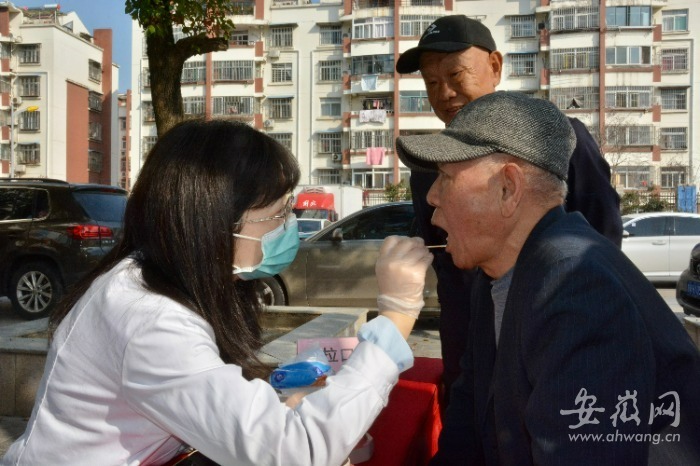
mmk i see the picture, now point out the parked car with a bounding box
[621,212,700,283]
[256,202,439,311]
[676,243,700,317]
[297,218,331,240]
[0,178,128,319]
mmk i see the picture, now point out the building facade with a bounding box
[0,3,119,184]
[130,0,697,194]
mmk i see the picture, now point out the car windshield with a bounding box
[73,191,127,223]
[298,219,323,233]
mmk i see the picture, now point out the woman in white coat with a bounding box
[1,120,432,466]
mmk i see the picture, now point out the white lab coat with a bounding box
[1,258,406,466]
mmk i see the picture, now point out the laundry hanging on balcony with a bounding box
[359,109,387,123]
[365,147,385,166]
[361,74,378,91]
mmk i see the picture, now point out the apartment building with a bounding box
[130,0,697,193]
[117,91,131,189]
[0,3,119,184]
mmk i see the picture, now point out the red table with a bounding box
[356,357,444,466]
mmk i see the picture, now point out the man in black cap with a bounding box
[397,90,700,465]
[395,15,622,405]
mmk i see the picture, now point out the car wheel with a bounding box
[255,277,287,307]
[9,261,64,320]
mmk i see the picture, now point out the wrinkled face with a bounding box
[420,47,502,124]
[426,156,507,273]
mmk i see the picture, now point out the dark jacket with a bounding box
[431,207,700,465]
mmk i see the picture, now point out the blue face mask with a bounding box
[233,215,300,280]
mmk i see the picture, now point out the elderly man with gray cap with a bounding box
[397,91,700,465]
[395,15,622,405]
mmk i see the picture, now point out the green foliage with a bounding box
[125,0,237,39]
[384,180,411,202]
[620,187,668,214]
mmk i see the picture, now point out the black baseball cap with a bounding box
[395,15,497,74]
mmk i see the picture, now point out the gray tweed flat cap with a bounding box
[396,91,576,180]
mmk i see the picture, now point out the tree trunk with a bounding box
[145,31,229,137]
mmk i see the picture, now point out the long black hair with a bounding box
[50,119,300,372]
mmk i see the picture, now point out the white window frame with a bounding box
[318,132,342,154]
[661,49,688,72]
[319,60,342,81]
[613,166,650,189]
[319,25,342,45]
[89,59,101,83]
[19,111,40,131]
[183,96,205,116]
[509,53,536,76]
[17,143,40,165]
[662,9,688,32]
[659,127,687,150]
[181,61,206,83]
[660,88,687,110]
[660,167,687,188]
[400,15,441,37]
[269,98,293,119]
[353,17,394,40]
[18,76,40,97]
[604,86,652,109]
[510,15,536,38]
[605,46,651,65]
[213,60,254,81]
[399,91,431,113]
[550,47,599,70]
[605,126,653,146]
[268,133,292,151]
[320,97,341,117]
[143,136,158,156]
[272,63,293,83]
[212,96,255,116]
[270,26,294,48]
[18,44,40,64]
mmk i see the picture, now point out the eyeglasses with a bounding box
[234,196,295,225]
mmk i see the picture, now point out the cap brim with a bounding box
[396,132,497,172]
[396,42,473,74]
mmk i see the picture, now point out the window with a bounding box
[662,9,688,32]
[661,167,687,189]
[19,111,39,131]
[353,17,394,40]
[623,216,665,236]
[551,7,599,31]
[319,60,342,81]
[89,60,101,83]
[509,53,536,76]
[172,25,187,43]
[16,143,40,165]
[269,97,293,119]
[510,15,536,38]
[605,126,653,146]
[142,101,155,122]
[212,96,254,116]
[550,47,599,70]
[18,44,40,64]
[89,121,102,141]
[229,30,250,46]
[362,97,392,112]
[659,128,687,150]
[181,61,206,83]
[183,97,205,116]
[213,60,254,81]
[143,136,158,155]
[319,25,342,45]
[660,88,687,110]
[605,46,651,65]
[604,86,652,109]
[661,49,688,72]
[318,132,341,153]
[613,166,650,189]
[142,68,151,88]
[351,54,394,75]
[352,129,393,149]
[0,43,10,59]
[315,169,341,185]
[320,98,341,117]
[400,15,441,37]
[18,76,40,97]
[606,6,651,27]
[268,133,292,151]
[325,204,414,240]
[399,91,431,112]
[0,144,9,161]
[88,150,103,173]
[88,91,102,112]
[272,63,293,83]
[270,26,294,48]
[351,169,395,190]
[673,216,700,236]
[550,87,599,110]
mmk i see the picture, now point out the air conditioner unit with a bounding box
[331,153,342,162]
[12,96,22,106]
[264,119,274,128]
[14,164,26,173]
[268,49,280,59]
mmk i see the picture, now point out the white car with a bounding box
[621,212,700,283]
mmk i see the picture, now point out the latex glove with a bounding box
[375,235,433,319]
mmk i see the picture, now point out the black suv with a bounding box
[0,178,128,319]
